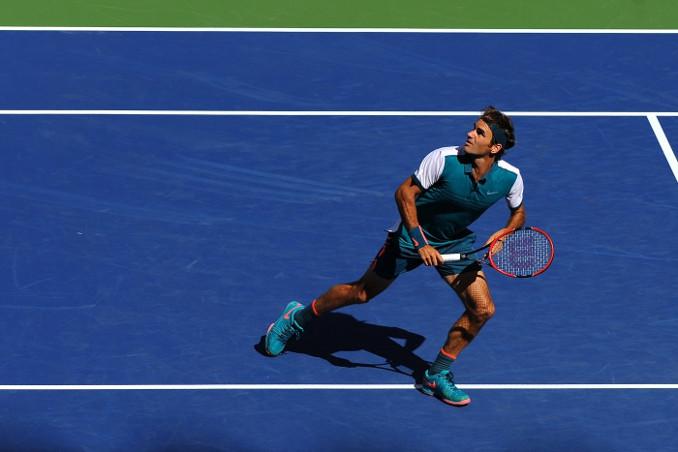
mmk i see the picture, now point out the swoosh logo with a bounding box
[283,306,301,320]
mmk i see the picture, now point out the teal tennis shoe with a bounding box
[265,301,305,356]
[418,370,471,406]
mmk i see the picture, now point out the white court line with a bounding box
[1,110,678,117]
[2,109,676,182]
[1,384,678,391]
[1,27,678,34]
[648,115,678,183]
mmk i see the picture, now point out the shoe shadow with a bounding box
[255,312,430,382]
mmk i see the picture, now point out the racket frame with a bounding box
[441,226,555,278]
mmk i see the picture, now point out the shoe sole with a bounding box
[417,384,471,407]
[441,397,471,407]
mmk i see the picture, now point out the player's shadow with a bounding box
[255,312,430,382]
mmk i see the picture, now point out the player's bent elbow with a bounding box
[394,186,407,206]
[394,181,417,206]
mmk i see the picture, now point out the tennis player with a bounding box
[265,106,525,407]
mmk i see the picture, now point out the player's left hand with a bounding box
[483,227,514,250]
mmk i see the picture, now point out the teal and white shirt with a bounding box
[396,146,524,248]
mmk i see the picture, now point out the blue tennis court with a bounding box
[1,30,678,451]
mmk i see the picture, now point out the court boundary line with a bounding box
[648,115,678,182]
[1,384,678,391]
[1,27,678,34]
[1,110,678,117]
[2,109,675,182]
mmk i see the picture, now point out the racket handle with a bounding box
[441,253,462,262]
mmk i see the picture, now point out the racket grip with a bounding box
[441,253,462,262]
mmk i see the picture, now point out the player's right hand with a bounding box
[418,245,443,267]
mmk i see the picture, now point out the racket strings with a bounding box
[491,229,553,276]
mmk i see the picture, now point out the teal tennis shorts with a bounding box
[371,230,481,279]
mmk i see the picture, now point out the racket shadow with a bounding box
[255,312,430,382]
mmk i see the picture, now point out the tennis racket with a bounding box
[441,227,554,278]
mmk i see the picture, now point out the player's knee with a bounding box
[355,286,372,304]
[351,273,387,304]
[349,281,373,304]
[473,303,496,323]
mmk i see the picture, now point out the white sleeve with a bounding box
[413,148,446,190]
[506,171,524,209]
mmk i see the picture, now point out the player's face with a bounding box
[463,119,501,156]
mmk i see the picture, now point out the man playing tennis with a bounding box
[265,106,525,407]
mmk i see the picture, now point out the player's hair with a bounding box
[480,106,516,158]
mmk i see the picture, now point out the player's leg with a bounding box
[310,267,396,315]
[442,269,495,358]
[264,267,395,356]
[419,268,494,406]
[265,234,406,356]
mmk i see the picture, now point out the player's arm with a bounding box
[506,203,526,229]
[484,203,526,246]
[394,176,422,231]
[395,176,443,267]
[484,167,526,246]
